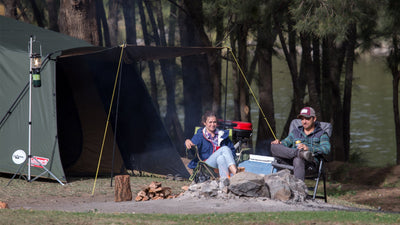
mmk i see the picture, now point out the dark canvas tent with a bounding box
[0,16,217,182]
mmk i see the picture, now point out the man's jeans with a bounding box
[205,146,235,178]
[271,144,305,180]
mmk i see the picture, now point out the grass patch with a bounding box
[0,209,399,225]
[1,164,400,223]
[327,184,358,197]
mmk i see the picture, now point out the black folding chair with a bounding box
[271,119,331,202]
[187,145,219,183]
[190,126,250,164]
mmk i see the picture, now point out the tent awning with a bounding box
[59,45,224,61]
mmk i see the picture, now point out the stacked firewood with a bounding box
[0,201,8,209]
[135,181,178,201]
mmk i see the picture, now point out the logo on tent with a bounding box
[11,150,27,165]
[30,156,49,168]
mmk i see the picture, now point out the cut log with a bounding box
[114,175,132,202]
[135,195,143,201]
[135,182,179,201]
[0,201,8,209]
[137,190,147,197]
[149,181,161,189]
[161,187,172,197]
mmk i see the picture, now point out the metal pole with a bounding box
[28,36,33,181]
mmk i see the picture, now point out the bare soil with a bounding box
[1,160,399,214]
[325,162,400,212]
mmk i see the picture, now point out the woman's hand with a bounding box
[185,139,195,149]
[271,139,281,145]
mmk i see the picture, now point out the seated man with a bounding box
[271,107,331,180]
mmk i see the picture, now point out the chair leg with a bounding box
[312,175,320,200]
[312,160,324,201]
[322,171,327,203]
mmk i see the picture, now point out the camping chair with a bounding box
[190,126,249,164]
[187,145,219,182]
[186,127,225,182]
[271,119,332,202]
[187,126,249,182]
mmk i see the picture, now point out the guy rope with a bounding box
[225,47,277,140]
[92,44,126,195]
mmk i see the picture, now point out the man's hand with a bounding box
[271,139,281,145]
[297,143,309,151]
[185,139,195,149]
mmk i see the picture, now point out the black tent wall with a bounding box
[56,47,191,178]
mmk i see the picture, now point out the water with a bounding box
[350,57,396,167]
[268,56,396,167]
[149,55,396,167]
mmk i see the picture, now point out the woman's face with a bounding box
[203,116,217,133]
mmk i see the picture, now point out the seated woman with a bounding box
[185,111,238,178]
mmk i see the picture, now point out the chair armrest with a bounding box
[186,146,197,160]
[187,145,201,161]
[271,161,294,170]
[312,153,329,162]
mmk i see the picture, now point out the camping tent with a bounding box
[0,16,218,182]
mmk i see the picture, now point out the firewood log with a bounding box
[114,175,132,202]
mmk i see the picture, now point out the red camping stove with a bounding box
[218,120,252,144]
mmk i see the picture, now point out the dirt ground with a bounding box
[1,161,400,214]
[10,194,369,214]
[325,162,400,212]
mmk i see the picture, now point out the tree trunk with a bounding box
[179,0,210,139]
[208,50,222,116]
[180,0,213,113]
[46,0,59,31]
[230,35,240,121]
[300,33,321,117]
[58,0,100,46]
[324,37,346,161]
[28,0,44,27]
[3,0,18,19]
[146,0,185,156]
[237,24,250,122]
[138,0,159,113]
[108,0,120,46]
[165,3,185,155]
[96,0,111,47]
[388,35,400,165]
[277,18,305,138]
[343,23,356,162]
[321,38,332,122]
[168,3,177,47]
[394,71,400,165]
[114,175,132,202]
[211,7,224,117]
[167,2,186,136]
[312,36,321,96]
[121,0,137,45]
[255,15,276,156]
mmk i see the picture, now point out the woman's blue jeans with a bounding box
[205,146,235,178]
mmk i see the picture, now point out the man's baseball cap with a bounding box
[298,107,316,118]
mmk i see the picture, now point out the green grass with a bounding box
[326,184,358,198]
[1,171,399,224]
[0,209,399,225]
